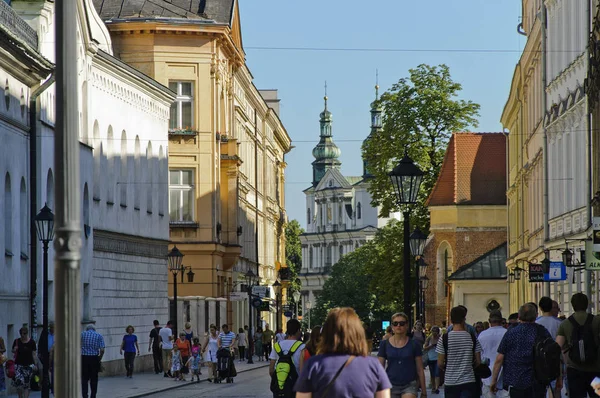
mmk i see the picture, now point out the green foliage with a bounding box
[284,219,304,293]
[362,64,480,226]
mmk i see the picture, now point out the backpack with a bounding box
[532,324,562,385]
[270,340,303,397]
[568,314,598,365]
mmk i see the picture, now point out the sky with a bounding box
[238,0,525,230]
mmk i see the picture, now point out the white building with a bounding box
[299,88,399,312]
[0,0,176,375]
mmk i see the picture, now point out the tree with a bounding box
[284,219,304,293]
[362,64,480,227]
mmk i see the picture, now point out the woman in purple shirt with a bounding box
[294,307,391,398]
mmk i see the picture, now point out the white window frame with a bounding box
[169,169,194,223]
[169,81,194,131]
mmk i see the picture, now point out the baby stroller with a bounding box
[216,348,236,383]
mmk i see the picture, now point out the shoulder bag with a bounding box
[319,355,356,398]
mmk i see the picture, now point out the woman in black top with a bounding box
[12,327,39,398]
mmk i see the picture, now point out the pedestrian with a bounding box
[299,326,321,372]
[202,324,219,382]
[175,331,191,381]
[477,310,507,398]
[556,293,600,398]
[0,334,6,393]
[170,345,183,381]
[378,312,427,398]
[159,320,174,378]
[185,351,202,382]
[437,306,482,398]
[275,328,286,343]
[536,297,561,339]
[441,321,447,335]
[218,324,237,351]
[490,303,559,398]
[412,321,426,346]
[183,322,194,342]
[81,324,105,398]
[237,328,247,363]
[191,337,201,357]
[446,305,477,336]
[551,300,560,318]
[148,320,163,374]
[424,326,441,394]
[501,318,508,329]
[475,322,484,337]
[482,321,490,331]
[294,308,391,398]
[120,325,139,378]
[263,324,274,362]
[269,319,305,398]
[507,313,518,328]
[11,327,39,398]
[255,327,264,361]
[382,325,393,341]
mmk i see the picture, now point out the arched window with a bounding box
[134,135,141,209]
[146,142,153,213]
[4,172,12,255]
[81,81,88,144]
[357,202,362,219]
[20,178,27,255]
[83,183,90,238]
[158,146,165,215]
[307,208,311,225]
[46,169,54,209]
[106,126,114,203]
[92,120,101,200]
[436,242,453,301]
[120,130,127,206]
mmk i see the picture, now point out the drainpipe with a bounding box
[29,73,55,336]
[586,0,593,308]
[540,2,551,297]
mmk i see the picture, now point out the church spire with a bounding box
[363,73,382,178]
[312,83,341,186]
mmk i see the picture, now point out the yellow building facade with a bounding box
[97,1,291,330]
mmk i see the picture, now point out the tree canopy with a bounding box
[284,219,304,293]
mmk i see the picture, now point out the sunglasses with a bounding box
[392,321,408,327]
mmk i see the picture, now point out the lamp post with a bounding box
[389,153,424,323]
[410,227,427,323]
[34,204,54,398]
[167,246,185,336]
[245,269,256,364]
[292,291,301,319]
[273,280,282,332]
[419,275,429,324]
[306,300,312,329]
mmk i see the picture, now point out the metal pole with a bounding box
[308,308,311,330]
[54,0,82,393]
[247,288,253,364]
[415,259,420,324]
[403,211,411,322]
[173,272,178,336]
[42,241,50,398]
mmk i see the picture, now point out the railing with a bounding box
[0,1,38,50]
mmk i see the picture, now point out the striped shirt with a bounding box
[218,331,236,348]
[81,330,105,356]
[436,330,481,386]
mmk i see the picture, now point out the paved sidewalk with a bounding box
[4,358,270,398]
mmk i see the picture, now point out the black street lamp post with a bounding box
[410,228,428,323]
[167,246,192,337]
[245,269,256,364]
[389,154,424,323]
[34,204,55,398]
[273,280,282,332]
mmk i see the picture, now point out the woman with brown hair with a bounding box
[378,313,427,398]
[11,327,39,398]
[295,307,391,398]
[299,326,321,372]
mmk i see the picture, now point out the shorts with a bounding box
[391,380,418,397]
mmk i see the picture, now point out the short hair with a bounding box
[489,310,503,322]
[167,320,173,326]
[526,301,538,313]
[391,312,409,323]
[450,306,467,324]
[458,305,468,315]
[222,324,229,329]
[19,327,29,334]
[126,325,135,333]
[153,320,160,326]
[571,293,589,312]
[508,313,518,321]
[184,322,192,329]
[539,297,553,313]
[317,307,368,356]
[431,326,440,334]
[85,324,96,331]
[518,303,537,322]
[286,319,301,336]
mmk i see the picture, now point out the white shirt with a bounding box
[275,332,286,343]
[536,315,562,339]
[159,327,173,349]
[477,326,506,387]
[269,339,305,373]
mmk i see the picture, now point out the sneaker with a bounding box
[163,373,169,378]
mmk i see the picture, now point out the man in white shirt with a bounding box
[478,310,508,398]
[536,297,561,339]
[159,320,174,377]
[269,319,305,377]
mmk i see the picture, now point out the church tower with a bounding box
[363,81,382,178]
[312,89,342,186]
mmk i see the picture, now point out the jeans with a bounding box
[238,346,246,360]
[124,352,136,377]
[445,382,479,398]
[428,359,439,380]
[162,349,172,374]
[81,355,100,398]
[264,342,272,361]
[506,384,545,398]
[152,348,163,373]
[566,367,600,398]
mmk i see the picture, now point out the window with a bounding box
[357,202,362,219]
[169,170,194,222]
[169,82,194,130]
[444,249,450,297]
[307,208,311,225]
[5,172,12,256]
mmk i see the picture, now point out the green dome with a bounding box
[312,138,341,160]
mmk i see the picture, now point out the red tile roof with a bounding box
[426,132,507,206]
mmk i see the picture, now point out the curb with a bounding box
[126,363,270,398]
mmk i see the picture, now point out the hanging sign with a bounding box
[586,240,600,271]
[594,217,600,251]
[528,263,545,282]
[543,262,567,281]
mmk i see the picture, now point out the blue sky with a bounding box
[238,0,525,229]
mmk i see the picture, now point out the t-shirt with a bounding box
[218,331,236,348]
[13,338,37,366]
[237,332,247,347]
[294,354,391,396]
[377,338,422,386]
[424,336,439,362]
[122,334,137,353]
[536,315,562,339]
[159,327,173,350]
[269,339,305,373]
[436,330,482,386]
[176,338,191,357]
[557,311,600,372]
[477,326,506,387]
[149,327,161,350]
[263,330,274,344]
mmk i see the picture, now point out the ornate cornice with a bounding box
[93,229,169,259]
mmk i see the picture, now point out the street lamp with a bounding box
[273,280,282,332]
[292,291,301,319]
[562,248,574,267]
[513,265,524,281]
[244,269,256,364]
[306,300,312,329]
[508,272,515,284]
[34,204,54,398]
[167,246,186,336]
[410,228,428,323]
[389,153,424,323]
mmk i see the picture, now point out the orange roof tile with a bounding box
[426,132,507,206]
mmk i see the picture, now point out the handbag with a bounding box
[319,355,355,398]
[5,359,15,378]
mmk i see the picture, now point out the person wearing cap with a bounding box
[477,310,507,398]
[81,324,105,398]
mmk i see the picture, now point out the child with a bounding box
[170,345,183,381]
[186,352,202,382]
[191,337,201,358]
